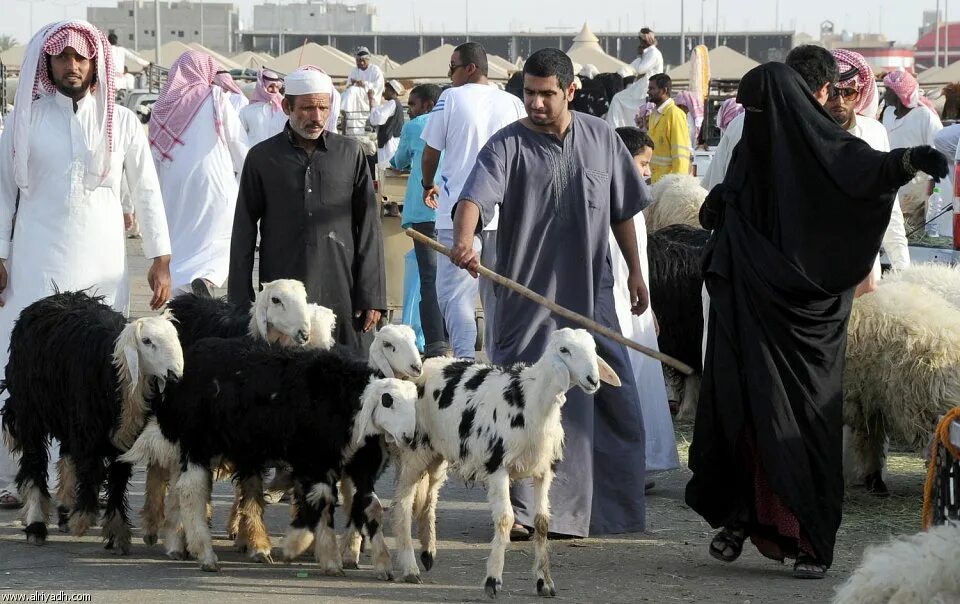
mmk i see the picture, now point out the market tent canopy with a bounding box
[188,43,241,70]
[488,53,519,74]
[232,50,273,70]
[390,44,510,80]
[918,63,960,85]
[266,42,355,77]
[141,41,193,68]
[565,23,627,73]
[666,45,759,81]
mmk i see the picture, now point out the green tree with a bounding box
[0,35,18,53]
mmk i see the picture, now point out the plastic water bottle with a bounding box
[926,187,945,238]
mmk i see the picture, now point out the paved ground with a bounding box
[0,242,930,602]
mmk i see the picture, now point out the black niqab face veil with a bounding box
[725,62,908,294]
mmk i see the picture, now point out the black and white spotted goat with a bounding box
[392,328,621,598]
[122,336,419,577]
[0,291,183,553]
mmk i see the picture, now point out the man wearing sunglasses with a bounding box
[419,42,526,358]
[826,49,910,296]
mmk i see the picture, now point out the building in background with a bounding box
[88,1,240,54]
[916,23,960,71]
[254,1,376,34]
[819,21,915,75]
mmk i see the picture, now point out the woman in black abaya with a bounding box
[686,61,947,578]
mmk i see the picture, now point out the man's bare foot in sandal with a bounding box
[709,526,745,562]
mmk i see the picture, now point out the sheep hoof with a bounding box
[143,534,158,546]
[167,549,188,561]
[376,568,394,582]
[342,560,359,570]
[25,523,47,546]
[484,576,502,599]
[323,567,345,578]
[864,472,890,497]
[537,578,557,597]
[104,538,115,550]
[200,560,220,572]
[402,573,423,584]
[252,552,273,565]
[420,551,435,571]
[57,506,70,532]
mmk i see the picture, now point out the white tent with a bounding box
[232,51,272,71]
[488,54,519,75]
[141,41,194,69]
[918,64,960,85]
[266,42,355,77]
[390,44,510,81]
[188,43,241,70]
[566,23,626,74]
[666,46,758,81]
[0,45,27,71]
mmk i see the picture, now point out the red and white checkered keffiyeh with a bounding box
[149,50,221,162]
[249,69,283,111]
[12,20,115,193]
[213,70,243,95]
[831,49,879,118]
[717,97,744,133]
[884,70,936,112]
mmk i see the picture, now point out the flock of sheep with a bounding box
[1,178,959,600]
[0,278,617,598]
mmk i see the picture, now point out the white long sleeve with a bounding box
[368,100,397,126]
[0,122,18,259]
[219,91,250,175]
[882,198,910,270]
[119,107,171,259]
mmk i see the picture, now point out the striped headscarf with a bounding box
[717,97,744,133]
[883,71,935,112]
[12,20,115,193]
[831,49,879,118]
[149,50,222,162]
[249,69,283,110]
[213,70,243,95]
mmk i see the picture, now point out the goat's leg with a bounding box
[532,469,556,597]
[226,482,243,543]
[15,431,52,545]
[282,479,322,561]
[416,459,448,572]
[69,452,105,538]
[237,472,272,563]
[854,426,889,497]
[177,462,219,572]
[678,374,701,420]
[362,492,393,581]
[161,463,188,560]
[338,474,362,569]
[392,454,431,583]
[101,458,133,555]
[483,469,514,599]
[141,462,169,546]
[307,480,343,576]
[55,454,77,534]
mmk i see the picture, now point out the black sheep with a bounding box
[0,291,182,552]
[129,337,417,576]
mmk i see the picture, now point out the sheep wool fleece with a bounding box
[459,112,652,536]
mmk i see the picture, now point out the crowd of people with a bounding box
[0,17,951,585]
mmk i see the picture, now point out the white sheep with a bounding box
[881,263,960,308]
[391,328,621,598]
[644,174,708,233]
[844,280,960,494]
[832,523,960,604]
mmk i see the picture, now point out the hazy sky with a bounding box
[0,0,934,49]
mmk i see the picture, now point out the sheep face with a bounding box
[116,315,185,391]
[545,328,621,395]
[252,280,312,347]
[304,304,337,351]
[355,378,418,445]
[369,324,423,379]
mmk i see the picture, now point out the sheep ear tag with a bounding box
[597,357,621,387]
[124,345,139,390]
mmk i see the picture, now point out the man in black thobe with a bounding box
[686,49,948,579]
[228,67,385,353]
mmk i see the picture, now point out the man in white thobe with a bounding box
[341,47,385,137]
[215,70,249,115]
[607,28,664,128]
[239,69,287,147]
[368,79,405,169]
[0,21,172,508]
[150,50,248,297]
[883,71,946,237]
[610,127,679,481]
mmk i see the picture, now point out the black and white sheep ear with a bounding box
[123,321,142,391]
[381,392,394,408]
[369,340,395,378]
[597,356,621,387]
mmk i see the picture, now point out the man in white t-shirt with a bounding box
[421,42,526,358]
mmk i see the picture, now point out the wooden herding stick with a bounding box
[405,228,695,376]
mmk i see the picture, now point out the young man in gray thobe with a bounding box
[451,48,651,537]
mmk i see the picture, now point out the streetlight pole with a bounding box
[680,0,685,64]
[133,0,139,51]
[936,0,942,70]
[700,0,705,45]
[155,0,161,67]
[946,0,950,68]
[715,0,720,47]
[199,0,204,47]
